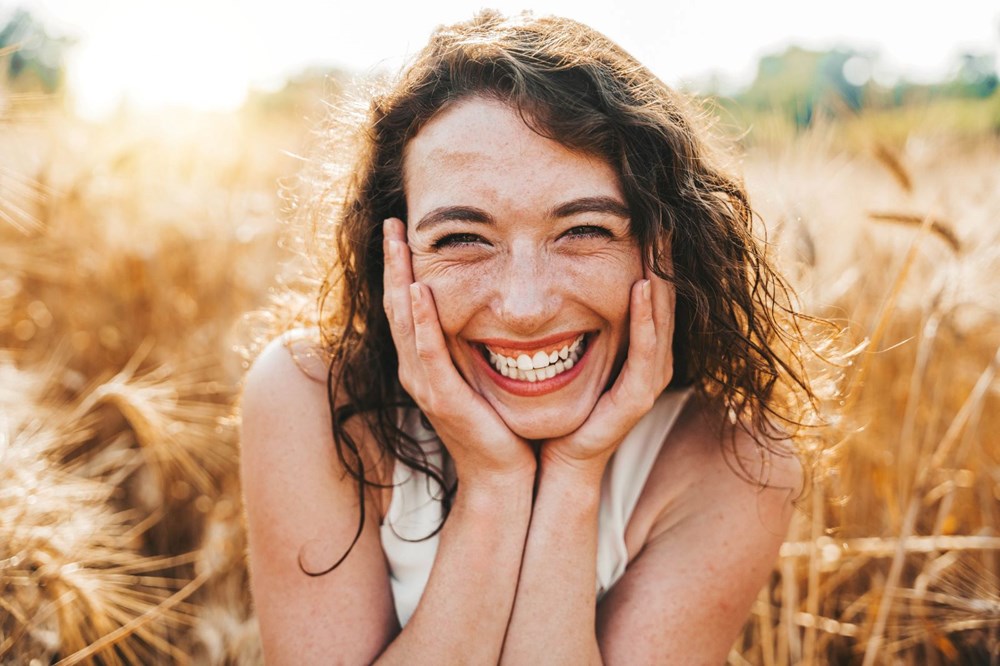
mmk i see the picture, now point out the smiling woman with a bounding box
[239,10,824,664]
[403,98,643,438]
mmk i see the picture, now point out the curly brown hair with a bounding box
[297,10,823,573]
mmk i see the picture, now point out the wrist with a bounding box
[538,443,615,484]
[458,463,537,507]
[537,448,607,501]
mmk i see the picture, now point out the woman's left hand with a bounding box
[541,266,675,474]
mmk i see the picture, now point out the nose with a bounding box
[491,240,560,333]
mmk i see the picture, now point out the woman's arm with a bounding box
[243,218,541,664]
[499,455,607,664]
[241,336,535,665]
[499,266,797,662]
[499,270,672,664]
[241,337,397,663]
[499,407,801,665]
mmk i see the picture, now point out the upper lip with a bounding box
[470,331,588,350]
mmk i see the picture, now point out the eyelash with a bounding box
[562,225,613,239]
[430,225,613,249]
[431,233,486,249]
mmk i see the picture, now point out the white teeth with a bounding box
[486,335,586,382]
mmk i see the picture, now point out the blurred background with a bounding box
[1,1,998,663]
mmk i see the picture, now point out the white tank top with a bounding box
[380,389,692,627]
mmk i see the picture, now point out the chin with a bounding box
[494,404,591,441]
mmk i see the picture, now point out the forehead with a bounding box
[402,97,622,214]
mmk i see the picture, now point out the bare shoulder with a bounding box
[626,393,801,557]
[240,329,391,504]
[239,330,339,480]
[599,394,802,661]
[679,394,803,494]
[239,331,398,662]
[241,328,329,399]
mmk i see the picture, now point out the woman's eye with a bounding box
[562,225,613,239]
[431,232,489,249]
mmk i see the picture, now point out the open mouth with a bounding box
[480,333,588,383]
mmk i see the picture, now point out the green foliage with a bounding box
[738,47,863,126]
[0,7,71,93]
[722,44,999,132]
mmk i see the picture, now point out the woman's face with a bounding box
[402,97,644,440]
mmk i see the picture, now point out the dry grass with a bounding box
[0,103,297,663]
[734,124,1000,664]
[1,91,998,663]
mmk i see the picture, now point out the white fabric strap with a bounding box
[596,389,692,597]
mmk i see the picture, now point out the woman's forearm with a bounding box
[376,469,535,664]
[500,456,607,665]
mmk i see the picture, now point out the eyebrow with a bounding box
[415,206,494,232]
[414,196,630,232]
[550,196,630,220]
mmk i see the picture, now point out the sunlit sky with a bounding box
[14,0,1000,118]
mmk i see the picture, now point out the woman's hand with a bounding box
[541,267,676,475]
[382,218,536,485]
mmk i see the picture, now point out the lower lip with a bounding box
[472,338,591,397]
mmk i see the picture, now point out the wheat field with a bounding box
[1,87,998,663]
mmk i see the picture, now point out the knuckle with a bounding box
[414,344,437,364]
[409,304,427,328]
[397,372,413,394]
[393,312,412,336]
[639,394,656,414]
[626,384,655,414]
[422,393,446,418]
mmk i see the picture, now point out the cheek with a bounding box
[411,254,490,336]
[556,251,641,326]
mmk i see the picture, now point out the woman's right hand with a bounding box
[382,218,536,486]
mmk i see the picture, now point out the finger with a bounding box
[382,218,407,320]
[382,233,394,321]
[386,218,417,325]
[383,216,407,244]
[581,279,657,446]
[386,239,416,346]
[613,278,657,410]
[382,219,421,385]
[408,282,482,418]
[646,264,676,388]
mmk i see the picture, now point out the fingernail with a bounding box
[641,280,651,300]
[384,218,400,242]
[409,283,422,304]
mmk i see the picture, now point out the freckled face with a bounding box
[402,97,643,440]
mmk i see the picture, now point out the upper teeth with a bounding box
[486,334,584,382]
